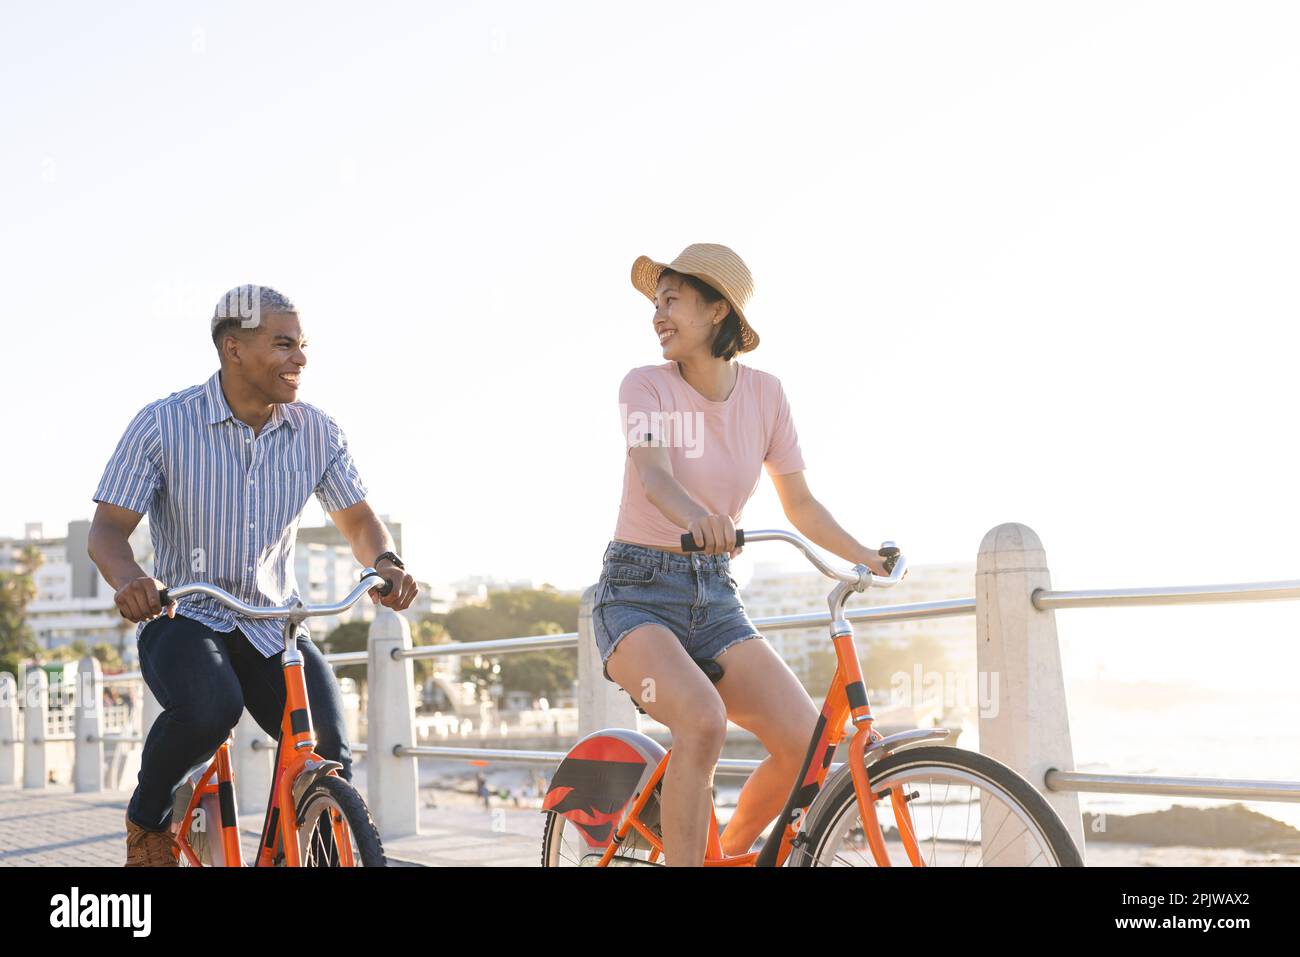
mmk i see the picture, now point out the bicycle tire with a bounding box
[294,775,387,867]
[792,746,1083,867]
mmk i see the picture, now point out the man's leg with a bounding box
[232,630,353,782]
[128,616,246,830]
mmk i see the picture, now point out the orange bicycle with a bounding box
[542,530,1082,867]
[156,571,389,867]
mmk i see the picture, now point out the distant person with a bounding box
[593,244,899,866]
[88,284,418,866]
[476,772,490,809]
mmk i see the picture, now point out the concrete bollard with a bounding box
[23,667,48,790]
[0,673,17,786]
[975,523,1086,863]
[74,656,104,793]
[233,709,274,814]
[577,585,639,738]
[367,609,419,840]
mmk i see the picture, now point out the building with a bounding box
[291,518,457,633]
[11,521,153,664]
[739,559,977,687]
[8,516,443,662]
[447,574,535,608]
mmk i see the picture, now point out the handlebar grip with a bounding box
[362,570,394,597]
[157,588,171,607]
[680,529,745,552]
[879,542,901,575]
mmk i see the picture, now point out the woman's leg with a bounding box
[604,623,728,867]
[712,637,820,856]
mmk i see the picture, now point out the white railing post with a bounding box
[577,584,639,737]
[0,673,17,785]
[23,666,48,790]
[233,709,273,814]
[74,656,104,793]
[367,609,419,839]
[975,523,1086,862]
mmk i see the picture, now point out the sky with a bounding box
[2,1,1299,691]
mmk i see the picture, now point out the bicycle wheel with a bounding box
[541,783,664,867]
[294,775,387,867]
[791,746,1082,867]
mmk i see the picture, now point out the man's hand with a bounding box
[114,577,176,623]
[372,561,417,610]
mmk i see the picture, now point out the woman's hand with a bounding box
[685,513,741,557]
[858,547,905,580]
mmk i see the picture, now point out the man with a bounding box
[88,285,417,866]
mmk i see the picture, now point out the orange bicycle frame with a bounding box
[598,623,925,867]
[174,631,349,867]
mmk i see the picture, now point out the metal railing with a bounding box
[365,596,979,775]
[5,523,1298,864]
[1032,577,1300,805]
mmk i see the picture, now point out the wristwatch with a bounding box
[374,551,405,571]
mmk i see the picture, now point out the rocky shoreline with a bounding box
[1083,803,1300,853]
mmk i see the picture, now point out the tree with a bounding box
[91,643,123,671]
[447,587,579,702]
[46,640,90,662]
[320,614,451,687]
[319,621,369,684]
[0,547,41,678]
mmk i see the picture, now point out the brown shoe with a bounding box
[125,811,180,867]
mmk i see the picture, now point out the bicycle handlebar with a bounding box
[156,569,392,620]
[679,529,906,590]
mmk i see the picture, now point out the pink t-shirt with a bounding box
[613,361,806,548]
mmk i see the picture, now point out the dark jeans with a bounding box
[127,613,352,830]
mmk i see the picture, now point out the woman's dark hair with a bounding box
[660,268,745,361]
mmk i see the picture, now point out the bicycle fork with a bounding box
[835,631,926,868]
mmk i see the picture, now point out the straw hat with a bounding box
[630,243,759,352]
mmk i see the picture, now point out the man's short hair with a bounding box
[210,285,297,350]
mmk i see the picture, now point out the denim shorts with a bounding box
[592,540,763,681]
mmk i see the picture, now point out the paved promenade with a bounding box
[0,784,544,867]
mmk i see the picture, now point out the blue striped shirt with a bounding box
[93,370,369,656]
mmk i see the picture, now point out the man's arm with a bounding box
[88,502,172,622]
[328,499,417,610]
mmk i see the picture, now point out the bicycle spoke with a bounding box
[810,755,1070,868]
[928,775,936,866]
[978,799,1015,864]
[557,833,579,866]
[981,816,1034,866]
[296,793,361,867]
[960,784,976,866]
[935,777,951,867]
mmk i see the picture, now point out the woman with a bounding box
[595,242,895,865]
